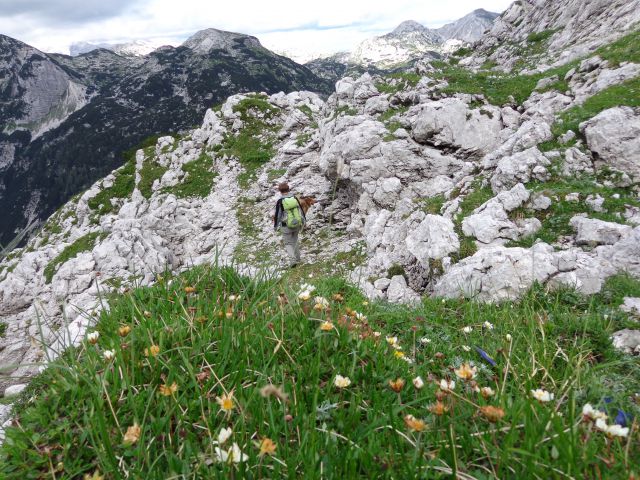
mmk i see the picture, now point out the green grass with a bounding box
[375,73,422,95]
[526,29,559,44]
[163,153,217,199]
[138,157,168,200]
[221,97,280,188]
[87,159,136,215]
[552,77,640,137]
[267,168,288,182]
[508,176,640,248]
[0,322,6,338]
[595,28,640,67]
[43,232,103,284]
[1,265,638,478]
[416,194,446,215]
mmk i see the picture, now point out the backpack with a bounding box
[282,196,304,229]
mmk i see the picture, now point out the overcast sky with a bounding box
[0,0,514,60]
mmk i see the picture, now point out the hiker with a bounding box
[273,182,305,268]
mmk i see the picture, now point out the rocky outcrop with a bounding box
[581,107,640,182]
[472,0,640,71]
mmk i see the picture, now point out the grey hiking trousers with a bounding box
[280,226,301,266]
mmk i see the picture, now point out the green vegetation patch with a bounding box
[43,232,103,284]
[0,322,6,338]
[508,175,640,248]
[1,265,639,478]
[596,28,640,66]
[552,77,640,137]
[526,29,559,44]
[166,153,217,199]
[138,158,168,200]
[434,60,578,106]
[88,159,136,215]
[221,96,280,189]
[375,72,422,95]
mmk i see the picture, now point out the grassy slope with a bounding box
[1,266,639,479]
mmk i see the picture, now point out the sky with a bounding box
[0,0,514,61]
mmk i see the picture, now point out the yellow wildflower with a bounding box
[454,363,477,381]
[159,382,178,396]
[118,325,131,337]
[320,321,334,331]
[144,345,160,357]
[404,414,427,432]
[217,392,235,412]
[258,437,277,456]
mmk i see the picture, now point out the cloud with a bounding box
[0,0,514,56]
[0,0,140,23]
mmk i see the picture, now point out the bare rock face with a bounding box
[411,98,507,158]
[611,329,640,355]
[570,216,633,246]
[472,0,640,70]
[581,107,640,182]
[462,183,533,246]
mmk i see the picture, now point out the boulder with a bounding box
[490,147,550,192]
[406,215,459,266]
[581,107,640,182]
[3,383,28,398]
[387,275,420,304]
[611,329,640,355]
[570,216,633,246]
[462,183,530,245]
[411,98,505,157]
[621,297,640,317]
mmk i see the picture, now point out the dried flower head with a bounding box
[144,345,160,357]
[320,321,334,331]
[479,405,505,423]
[259,384,289,402]
[404,414,427,432]
[123,422,141,445]
[389,378,405,393]
[454,363,477,381]
[87,331,100,345]
[258,437,277,456]
[412,376,425,389]
[429,401,449,416]
[159,382,178,396]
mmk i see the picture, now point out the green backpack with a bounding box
[282,196,304,229]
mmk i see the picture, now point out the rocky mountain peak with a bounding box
[390,20,431,36]
[436,8,500,42]
[182,28,262,54]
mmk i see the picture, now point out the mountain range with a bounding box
[0,29,331,247]
[306,9,499,78]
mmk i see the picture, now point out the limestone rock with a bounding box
[3,384,27,398]
[621,297,640,317]
[611,329,640,355]
[387,275,420,304]
[405,215,459,266]
[570,216,633,246]
[490,147,550,192]
[581,107,640,182]
[462,183,530,245]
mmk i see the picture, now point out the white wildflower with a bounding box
[531,389,554,402]
[412,376,425,389]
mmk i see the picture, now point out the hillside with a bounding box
[0,29,332,248]
[0,265,638,477]
[0,0,640,476]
